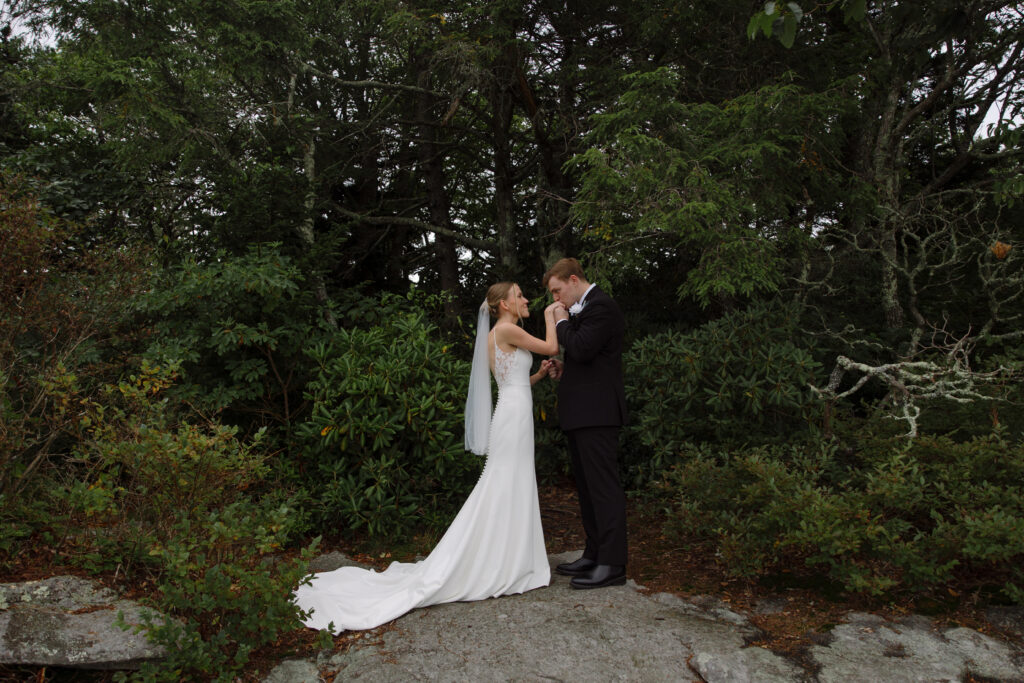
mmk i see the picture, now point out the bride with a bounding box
[293,282,563,633]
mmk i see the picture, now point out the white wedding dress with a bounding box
[293,341,550,633]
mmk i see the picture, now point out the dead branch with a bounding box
[811,330,1016,438]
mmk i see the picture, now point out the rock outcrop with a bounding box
[0,576,165,670]
[263,550,1024,682]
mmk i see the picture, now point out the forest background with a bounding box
[2,0,1023,678]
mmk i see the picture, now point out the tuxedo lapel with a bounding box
[574,286,603,318]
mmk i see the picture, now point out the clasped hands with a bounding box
[540,357,564,380]
[540,301,568,380]
[545,300,570,324]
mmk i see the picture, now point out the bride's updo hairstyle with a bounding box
[485,281,520,321]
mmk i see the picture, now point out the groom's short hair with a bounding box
[543,258,586,287]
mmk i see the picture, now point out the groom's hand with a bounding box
[546,358,564,380]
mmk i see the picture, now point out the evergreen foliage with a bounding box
[295,293,479,538]
[135,243,321,424]
[658,423,1024,601]
[623,302,823,486]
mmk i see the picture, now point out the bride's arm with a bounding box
[495,304,561,356]
[529,362,549,385]
[531,359,560,385]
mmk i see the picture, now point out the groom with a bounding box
[543,258,628,589]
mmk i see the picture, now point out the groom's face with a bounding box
[547,276,580,306]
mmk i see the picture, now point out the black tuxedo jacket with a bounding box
[555,286,628,431]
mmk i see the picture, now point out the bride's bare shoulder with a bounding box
[492,322,523,350]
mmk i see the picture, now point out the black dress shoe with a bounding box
[570,564,626,589]
[555,557,597,577]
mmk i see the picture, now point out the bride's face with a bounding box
[505,285,530,319]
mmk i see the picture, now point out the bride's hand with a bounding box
[546,302,568,321]
[532,359,554,385]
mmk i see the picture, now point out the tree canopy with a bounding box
[3,1,1019,325]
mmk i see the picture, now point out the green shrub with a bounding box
[0,173,145,562]
[135,243,325,427]
[125,507,325,682]
[296,292,479,538]
[622,301,822,486]
[657,425,1024,601]
[52,362,320,680]
[64,361,284,571]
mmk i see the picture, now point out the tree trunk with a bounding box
[492,48,518,276]
[295,92,337,328]
[872,64,905,330]
[416,62,459,325]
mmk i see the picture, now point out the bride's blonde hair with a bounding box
[486,281,521,322]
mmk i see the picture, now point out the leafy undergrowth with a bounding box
[3,478,1023,682]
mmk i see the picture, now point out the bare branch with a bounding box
[295,61,443,97]
[810,332,1017,438]
[328,202,497,251]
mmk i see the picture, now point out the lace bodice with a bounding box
[492,340,532,390]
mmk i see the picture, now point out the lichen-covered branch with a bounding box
[811,338,1015,437]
